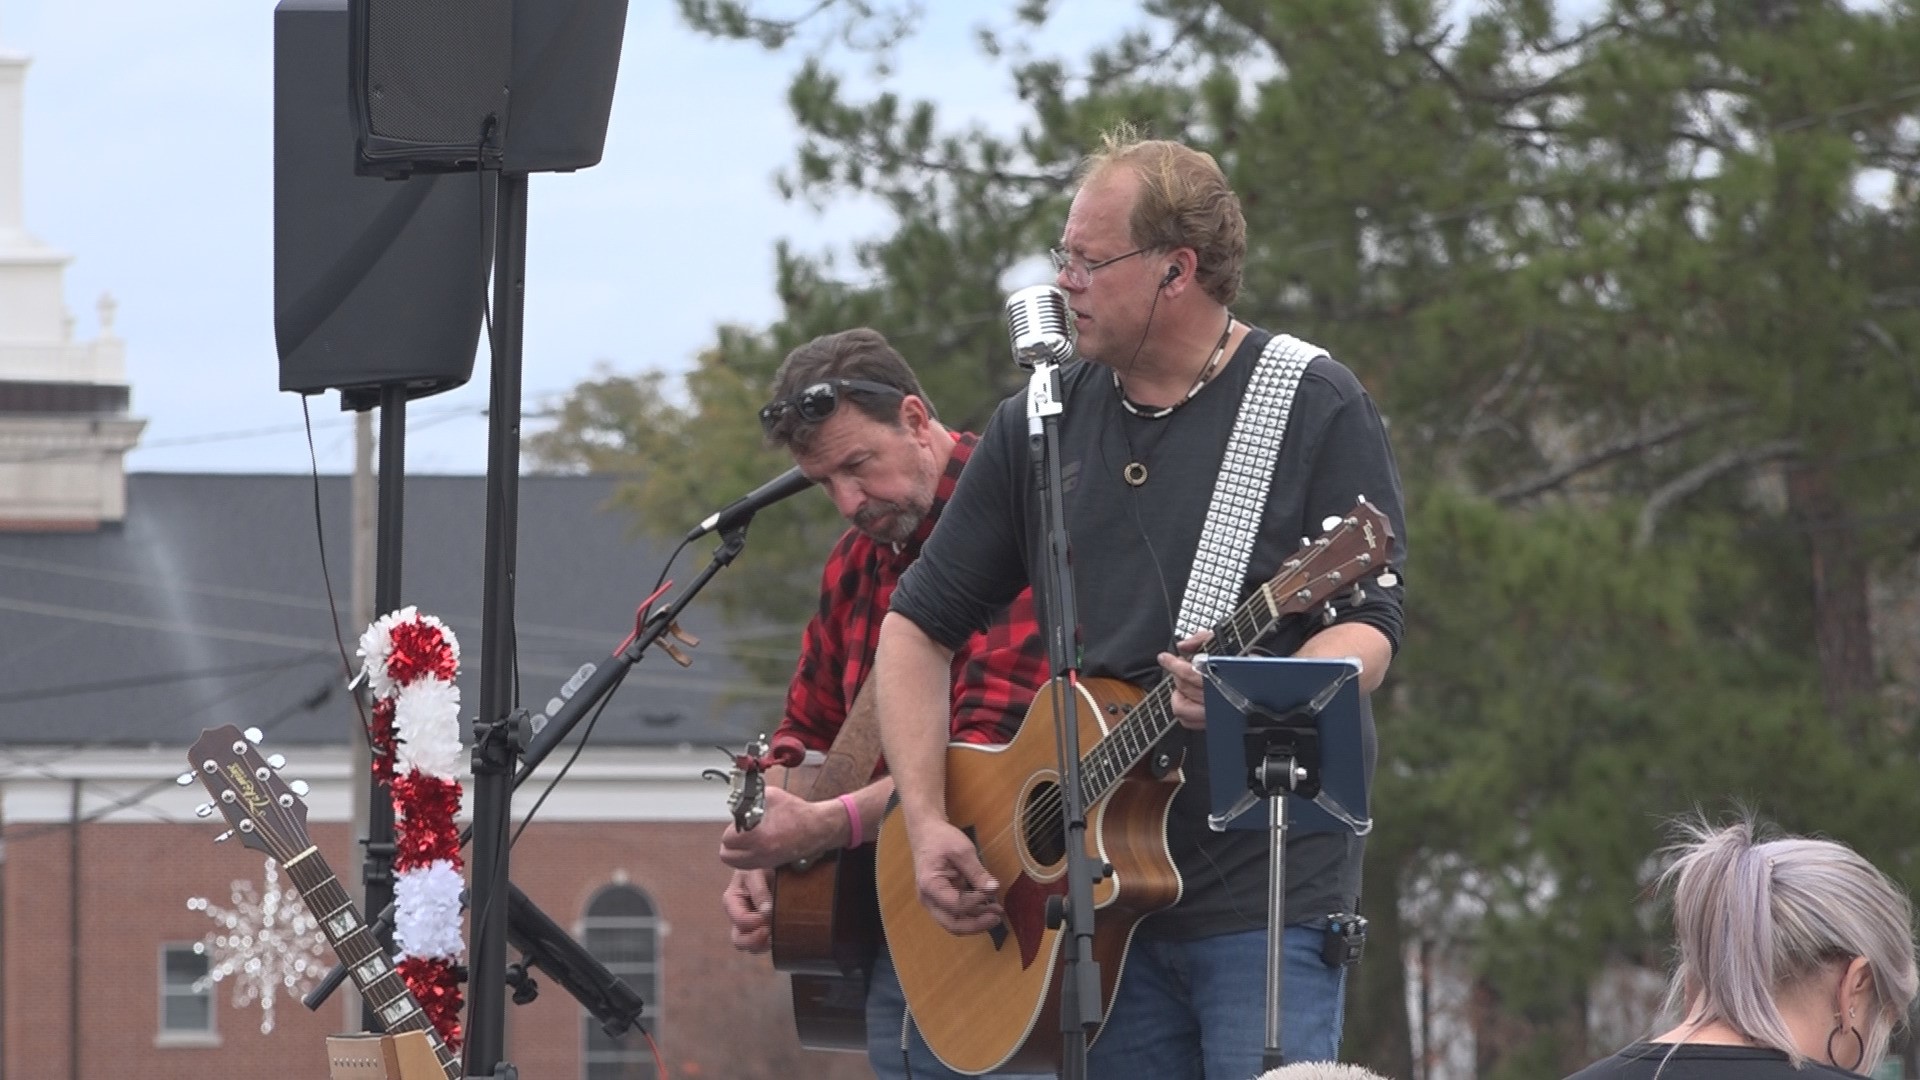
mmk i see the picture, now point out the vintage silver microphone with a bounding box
[1004,284,1075,369]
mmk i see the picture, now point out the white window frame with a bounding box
[156,941,220,1047]
[579,884,660,1080]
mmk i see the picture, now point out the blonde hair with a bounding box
[1077,121,1246,306]
[1660,815,1918,1072]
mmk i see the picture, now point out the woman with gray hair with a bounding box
[1566,816,1918,1079]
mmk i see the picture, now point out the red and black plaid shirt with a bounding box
[772,432,1047,760]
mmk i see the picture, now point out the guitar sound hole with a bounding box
[1021,781,1066,867]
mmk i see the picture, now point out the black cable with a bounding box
[1098,287,1186,654]
[509,666,629,851]
[503,532,694,849]
[6,670,335,842]
[301,398,376,744]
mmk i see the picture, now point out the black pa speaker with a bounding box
[275,0,490,407]
[348,0,629,177]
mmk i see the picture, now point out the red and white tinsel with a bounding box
[358,606,465,1051]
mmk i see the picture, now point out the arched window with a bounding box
[580,884,659,1080]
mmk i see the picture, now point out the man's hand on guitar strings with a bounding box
[719,786,841,870]
[722,869,774,953]
[1158,629,1215,730]
[912,819,1006,935]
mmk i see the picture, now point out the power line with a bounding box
[0,672,341,842]
[0,653,327,706]
[0,593,337,652]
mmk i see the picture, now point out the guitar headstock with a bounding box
[702,733,771,832]
[1262,497,1399,622]
[183,725,314,862]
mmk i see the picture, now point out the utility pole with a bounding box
[345,407,375,1031]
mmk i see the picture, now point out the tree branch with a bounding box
[1634,440,1802,548]
[810,132,1072,190]
[1208,0,1287,67]
[1491,405,1749,505]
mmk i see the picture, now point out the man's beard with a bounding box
[853,498,929,545]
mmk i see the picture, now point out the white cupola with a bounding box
[0,21,145,529]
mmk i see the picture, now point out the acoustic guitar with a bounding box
[769,682,885,979]
[717,714,883,1053]
[873,499,1394,1074]
[186,725,462,1080]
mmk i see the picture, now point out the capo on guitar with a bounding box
[730,738,803,775]
[702,735,807,833]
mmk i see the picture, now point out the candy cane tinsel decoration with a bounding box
[358,606,466,1050]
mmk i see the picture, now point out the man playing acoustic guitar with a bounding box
[874,126,1410,1078]
[718,328,1053,1080]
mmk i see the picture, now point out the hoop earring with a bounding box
[1825,1024,1865,1072]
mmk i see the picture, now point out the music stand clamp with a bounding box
[1196,655,1370,1072]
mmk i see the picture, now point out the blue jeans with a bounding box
[1085,925,1346,1080]
[867,945,1056,1080]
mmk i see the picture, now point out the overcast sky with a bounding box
[4,0,1101,475]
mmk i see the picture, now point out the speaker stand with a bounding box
[464,170,528,1080]
[359,384,409,1033]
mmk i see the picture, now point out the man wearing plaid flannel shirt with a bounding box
[719,328,1051,1080]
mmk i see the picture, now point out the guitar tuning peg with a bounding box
[195,803,216,818]
[1377,572,1399,588]
[242,727,264,745]
[289,780,311,797]
[1321,515,1342,532]
[1320,601,1339,626]
[175,771,196,787]
[213,830,235,844]
[266,753,287,770]
[1299,536,1311,548]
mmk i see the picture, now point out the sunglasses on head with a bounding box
[758,378,905,432]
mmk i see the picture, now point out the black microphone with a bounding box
[684,465,815,541]
[1005,284,1075,369]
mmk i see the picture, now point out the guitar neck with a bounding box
[1077,570,1291,806]
[278,848,462,1080]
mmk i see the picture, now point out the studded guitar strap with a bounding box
[1173,332,1324,638]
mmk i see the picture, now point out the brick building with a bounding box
[0,473,872,1080]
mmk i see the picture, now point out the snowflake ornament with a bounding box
[187,860,330,1034]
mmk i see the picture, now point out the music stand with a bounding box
[1196,655,1373,1071]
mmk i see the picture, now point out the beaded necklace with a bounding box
[1116,313,1234,487]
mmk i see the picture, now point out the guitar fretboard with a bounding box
[280,849,462,1080]
[1076,519,1381,807]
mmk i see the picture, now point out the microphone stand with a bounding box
[305,525,755,1040]
[1023,355,1102,1080]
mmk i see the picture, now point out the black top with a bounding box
[1565,1042,1868,1080]
[891,325,1409,938]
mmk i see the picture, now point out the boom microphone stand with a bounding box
[307,520,757,1037]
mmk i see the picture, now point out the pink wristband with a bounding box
[837,793,864,849]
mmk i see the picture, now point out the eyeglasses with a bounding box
[1049,245,1151,288]
[758,378,904,432]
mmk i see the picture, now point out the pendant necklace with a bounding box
[1117,313,1234,487]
